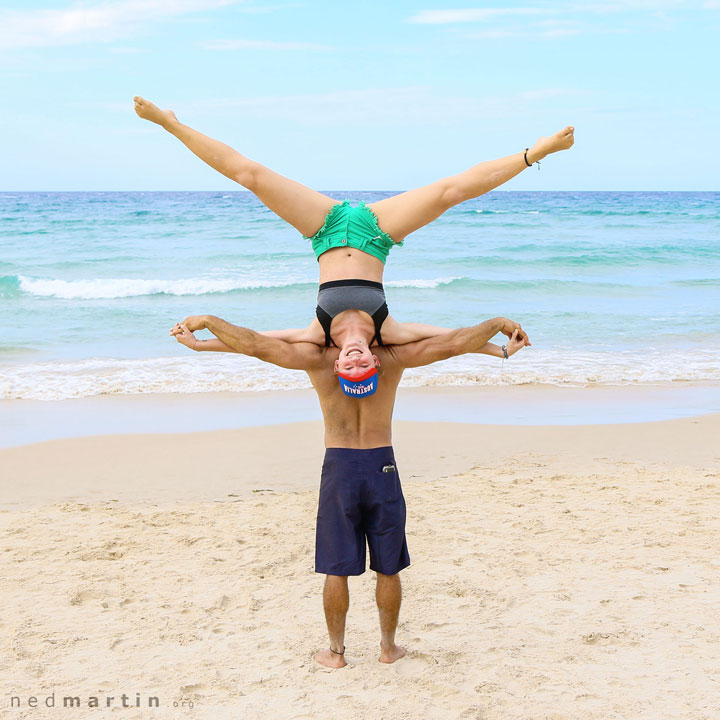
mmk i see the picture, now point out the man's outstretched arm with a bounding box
[390,317,529,368]
[173,315,324,371]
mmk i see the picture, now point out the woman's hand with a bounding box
[170,322,198,350]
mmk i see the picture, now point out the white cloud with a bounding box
[464,27,581,38]
[203,39,333,51]
[406,2,692,39]
[462,15,633,39]
[0,0,238,50]
[702,0,720,7]
[409,1,692,24]
[231,2,304,12]
[579,1,688,10]
[408,8,554,24]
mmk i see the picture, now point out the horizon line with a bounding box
[2,189,719,194]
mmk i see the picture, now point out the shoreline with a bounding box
[2,412,718,509]
[2,381,720,449]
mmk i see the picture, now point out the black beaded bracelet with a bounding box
[524,148,541,170]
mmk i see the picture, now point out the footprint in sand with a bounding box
[526,624,555,636]
[422,621,450,630]
[581,630,641,645]
[393,658,429,676]
[68,589,104,606]
[393,651,437,675]
[180,683,207,693]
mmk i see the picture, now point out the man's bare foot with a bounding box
[314,648,347,669]
[526,126,575,163]
[133,96,178,129]
[379,642,407,664]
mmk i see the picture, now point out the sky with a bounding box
[1,0,718,191]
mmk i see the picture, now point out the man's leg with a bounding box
[376,572,407,664]
[314,574,349,669]
[134,96,338,237]
[367,126,574,243]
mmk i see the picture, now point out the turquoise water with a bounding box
[1,190,719,400]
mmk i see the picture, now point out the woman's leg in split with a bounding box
[367,126,574,243]
[133,97,338,237]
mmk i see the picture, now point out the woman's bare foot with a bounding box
[379,642,407,664]
[133,96,178,129]
[314,648,347,669]
[526,126,575,163]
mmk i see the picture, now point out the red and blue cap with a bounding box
[337,367,378,397]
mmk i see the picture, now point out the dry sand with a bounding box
[2,414,719,719]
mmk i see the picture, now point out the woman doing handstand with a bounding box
[133,97,573,389]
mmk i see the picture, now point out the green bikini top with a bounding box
[303,200,403,264]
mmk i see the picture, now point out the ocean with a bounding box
[1,190,719,401]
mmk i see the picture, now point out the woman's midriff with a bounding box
[317,246,385,284]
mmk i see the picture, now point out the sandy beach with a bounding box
[3,0,718,715]
[2,408,719,719]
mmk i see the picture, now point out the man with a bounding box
[171,313,528,668]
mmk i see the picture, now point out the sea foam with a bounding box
[14,274,466,299]
[16,275,314,300]
[2,348,719,401]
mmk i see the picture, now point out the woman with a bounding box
[134,97,573,376]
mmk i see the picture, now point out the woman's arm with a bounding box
[259,320,324,345]
[381,315,528,357]
[170,324,239,353]
[171,319,325,350]
[379,315,453,345]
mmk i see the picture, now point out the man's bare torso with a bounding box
[306,346,403,449]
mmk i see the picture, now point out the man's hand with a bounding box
[170,322,198,350]
[505,328,530,356]
[174,314,325,370]
[176,315,210,332]
[498,317,531,346]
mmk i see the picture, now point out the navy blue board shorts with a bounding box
[315,446,411,576]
